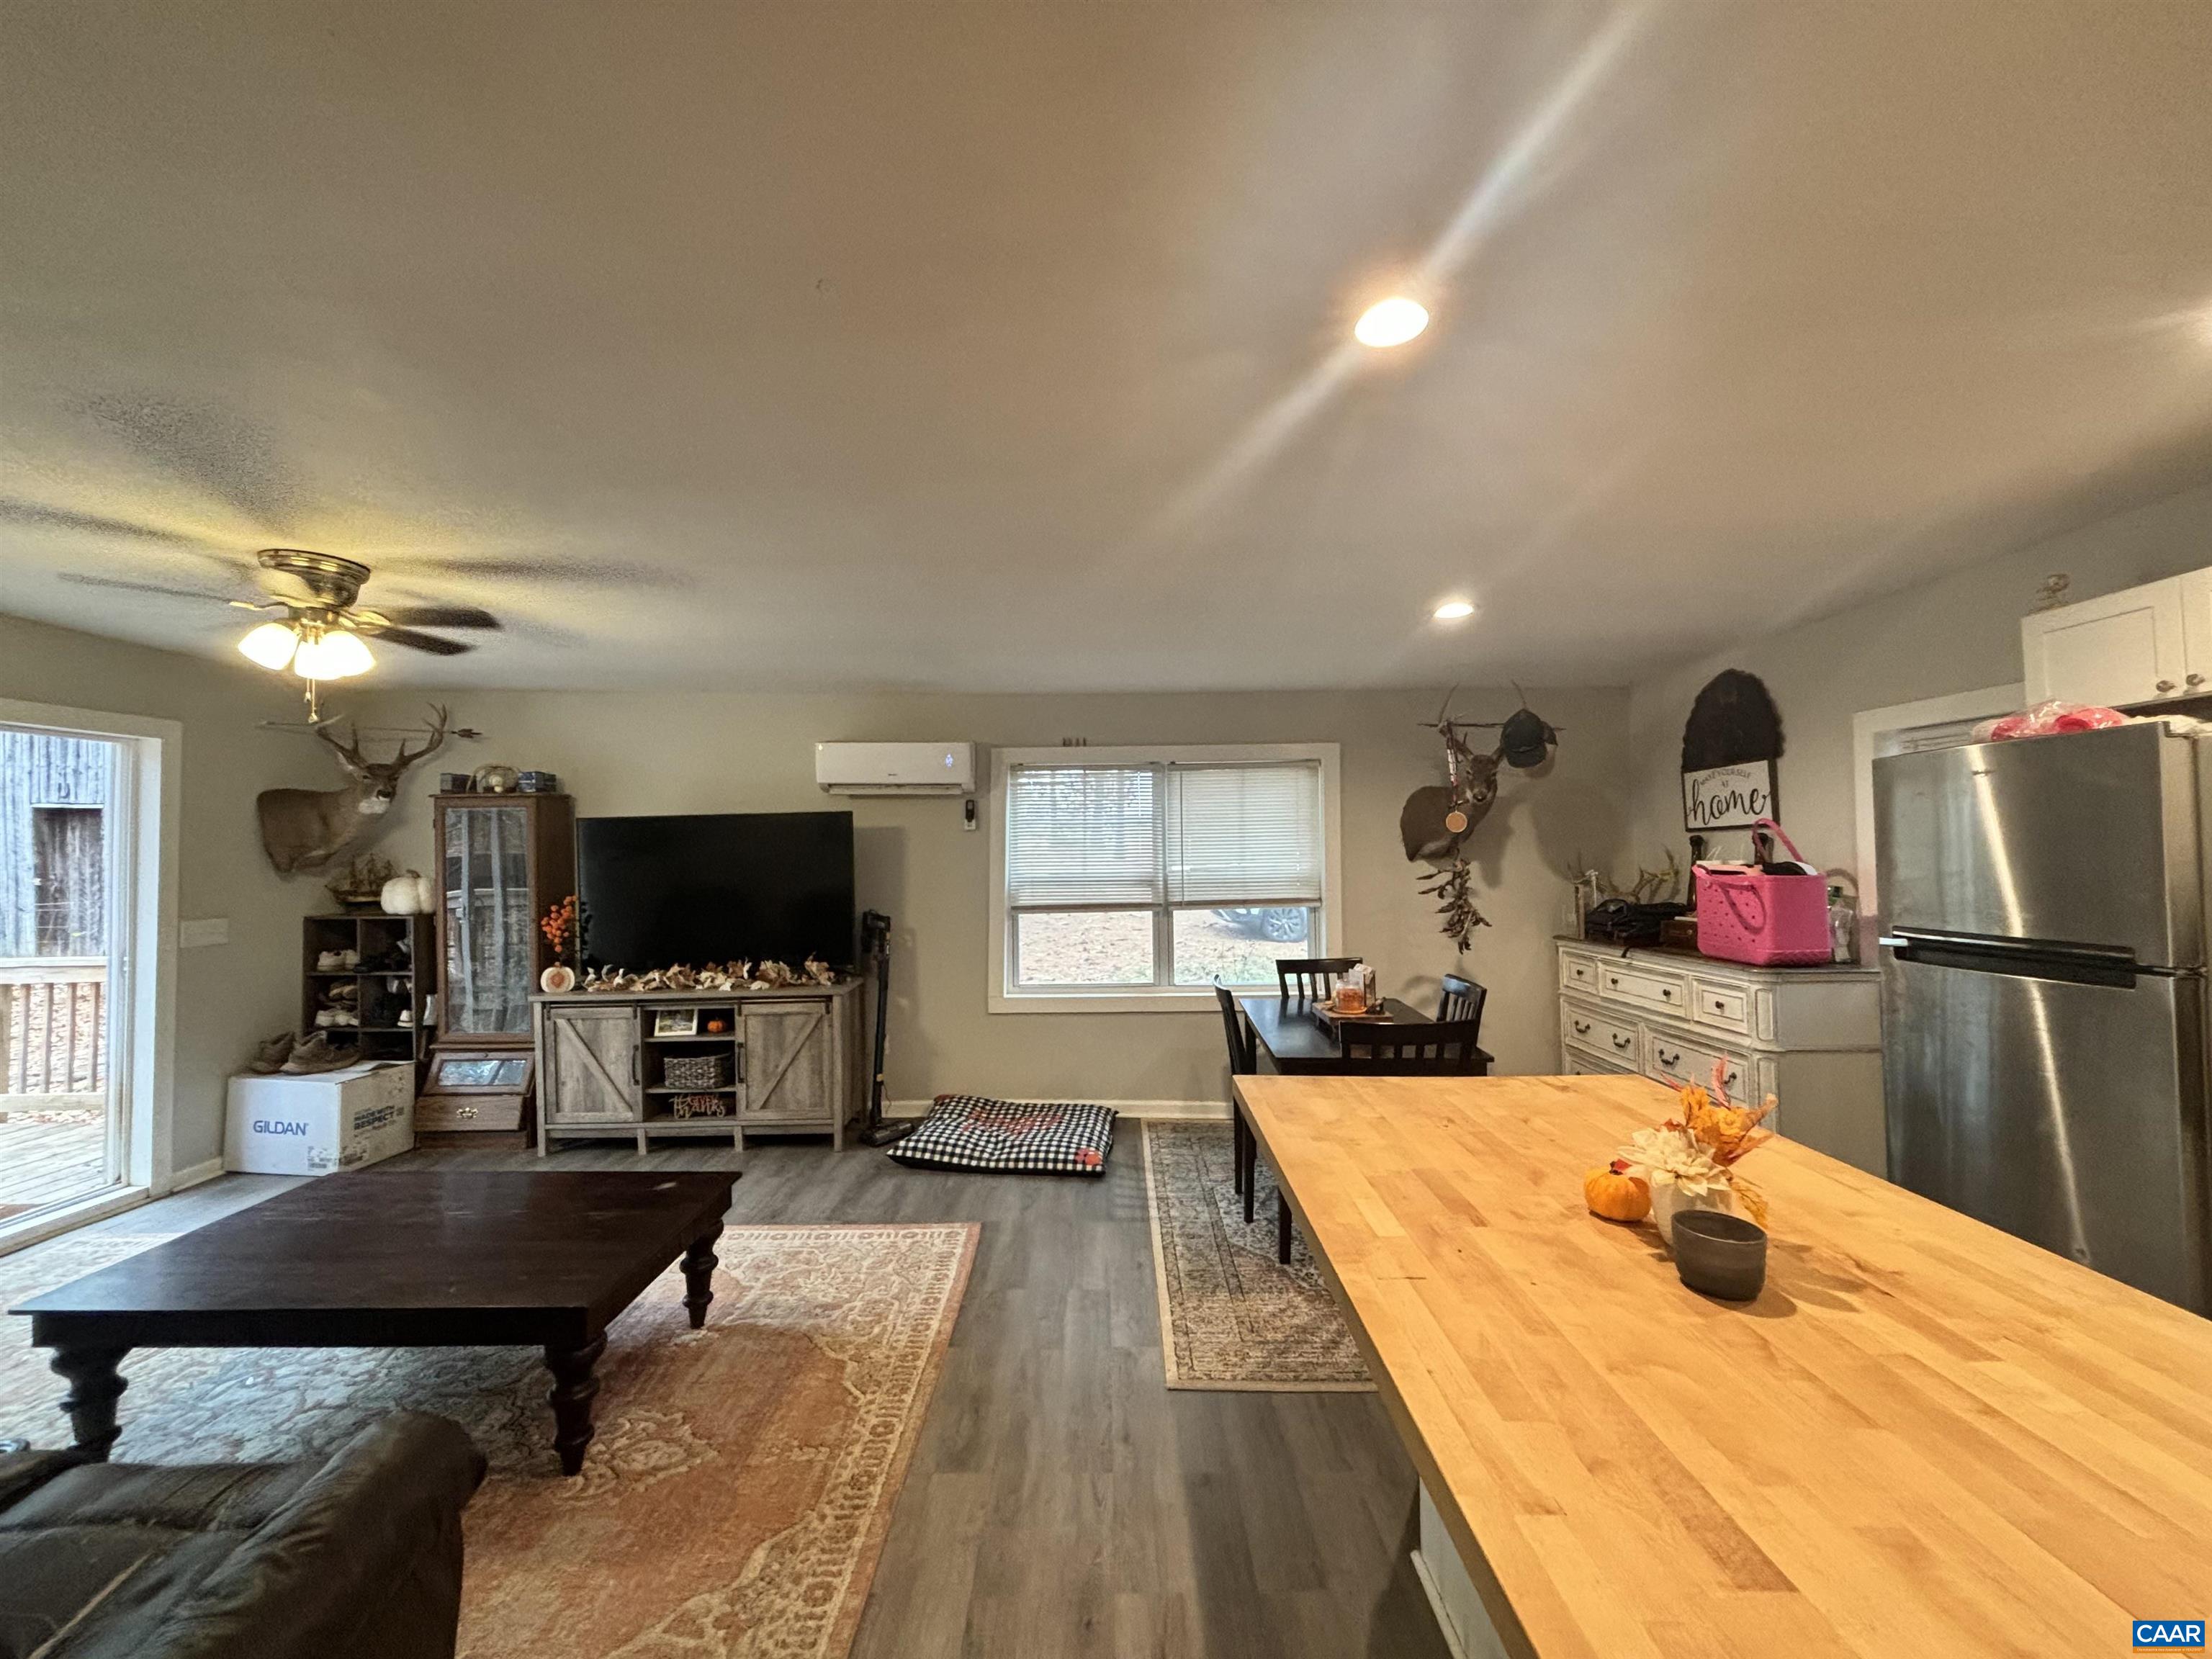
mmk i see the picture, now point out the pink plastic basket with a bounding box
[1694,819,1831,966]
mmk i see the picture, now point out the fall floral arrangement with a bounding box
[540,895,580,966]
[1587,1060,1777,1228]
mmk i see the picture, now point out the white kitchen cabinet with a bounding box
[2181,569,2212,692]
[2020,571,2210,708]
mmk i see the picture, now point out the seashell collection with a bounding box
[578,955,842,993]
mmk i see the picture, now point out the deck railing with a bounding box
[0,958,107,1097]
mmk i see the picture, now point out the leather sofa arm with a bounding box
[0,1445,89,1511]
[56,1411,487,1659]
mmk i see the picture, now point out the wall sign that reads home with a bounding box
[1682,760,1777,832]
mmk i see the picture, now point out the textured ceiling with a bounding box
[3,1,2210,691]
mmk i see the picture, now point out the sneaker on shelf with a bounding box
[281,1031,354,1074]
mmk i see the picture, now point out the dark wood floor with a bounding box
[65,1135,1452,1659]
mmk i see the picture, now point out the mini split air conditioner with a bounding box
[814,742,976,796]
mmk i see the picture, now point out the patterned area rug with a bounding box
[1141,1120,1371,1392]
[0,1220,977,1659]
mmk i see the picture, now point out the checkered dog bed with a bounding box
[889,1095,1117,1176]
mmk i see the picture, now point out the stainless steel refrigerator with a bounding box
[1875,720,2211,1313]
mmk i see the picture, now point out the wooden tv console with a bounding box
[532,982,866,1154]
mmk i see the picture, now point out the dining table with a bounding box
[1236,993,1495,1076]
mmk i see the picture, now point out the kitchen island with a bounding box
[1236,1072,2212,1659]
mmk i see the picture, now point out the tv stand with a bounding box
[532,981,865,1154]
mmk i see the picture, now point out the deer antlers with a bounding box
[391,703,451,770]
[312,703,450,780]
[1557,849,1682,905]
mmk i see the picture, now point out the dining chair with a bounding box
[1276,957,1360,1003]
[1338,1017,1489,1075]
[1213,981,1257,1202]
[1437,974,1487,1038]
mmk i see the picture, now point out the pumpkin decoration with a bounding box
[1583,1159,1652,1223]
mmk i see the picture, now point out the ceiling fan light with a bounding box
[238,620,300,670]
[292,628,375,680]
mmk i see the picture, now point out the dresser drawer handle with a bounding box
[1658,1048,1680,1067]
[1573,1020,1591,1035]
[1611,1035,1633,1050]
[456,1105,477,1120]
[1709,997,1727,1012]
[1660,988,1675,999]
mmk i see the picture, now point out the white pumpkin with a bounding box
[380,871,435,914]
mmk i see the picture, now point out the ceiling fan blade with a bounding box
[374,606,500,629]
[58,573,257,604]
[371,626,475,657]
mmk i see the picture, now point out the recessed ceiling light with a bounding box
[1432,600,1475,621]
[1355,297,1429,348]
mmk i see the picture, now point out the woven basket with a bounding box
[663,1053,730,1089]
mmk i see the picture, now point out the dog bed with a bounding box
[889,1094,1117,1176]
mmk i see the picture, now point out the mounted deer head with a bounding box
[256,703,450,873]
[1399,688,1505,862]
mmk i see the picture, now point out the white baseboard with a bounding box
[167,1156,225,1194]
[885,1097,1230,1121]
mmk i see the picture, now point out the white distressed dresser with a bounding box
[1555,938,1886,1176]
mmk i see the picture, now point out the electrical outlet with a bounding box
[962,797,979,832]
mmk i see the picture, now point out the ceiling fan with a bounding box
[65,549,500,681]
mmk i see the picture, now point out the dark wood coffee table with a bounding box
[9,1170,734,1476]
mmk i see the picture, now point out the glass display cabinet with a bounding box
[431,791,575,1050]
[422,791,574,1139]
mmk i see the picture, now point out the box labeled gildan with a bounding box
[224,1063,415,1175]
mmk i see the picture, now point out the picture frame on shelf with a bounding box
[652,1007,701,1038]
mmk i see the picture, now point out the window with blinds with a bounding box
[1002,756,1328,991]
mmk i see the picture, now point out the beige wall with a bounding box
[356,685,1630,1105]
[1623,482,2212,881]
[0,613,331,1179]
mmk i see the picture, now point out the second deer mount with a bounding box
[256,703,454,874]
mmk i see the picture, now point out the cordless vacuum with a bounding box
[857,909,914,1146]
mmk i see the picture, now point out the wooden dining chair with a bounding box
[1217,981,1292,1254]
[1213,981,1257,1202]
[1276,957,1360,1003]
[1339,1017,1490,1075]
[1437,974,1487,1038]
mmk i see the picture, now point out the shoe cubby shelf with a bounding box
[301,913,436,1074]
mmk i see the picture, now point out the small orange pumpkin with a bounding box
[1583,1159,1651,1223]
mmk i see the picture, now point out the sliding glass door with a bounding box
[0,727,130,1224]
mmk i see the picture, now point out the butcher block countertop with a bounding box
[1234,1073,2212,1659]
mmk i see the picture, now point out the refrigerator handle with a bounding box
[1884,930,2157,989]
[1884,929,2139,968]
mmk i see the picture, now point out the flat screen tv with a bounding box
[577,811,856,971]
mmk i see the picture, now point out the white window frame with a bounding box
[0,699,181,1252]
[987,742,1342,1014]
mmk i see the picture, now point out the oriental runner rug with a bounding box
[1141,1119,1371,1391]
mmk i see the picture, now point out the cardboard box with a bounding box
[225,1063,415,1175]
